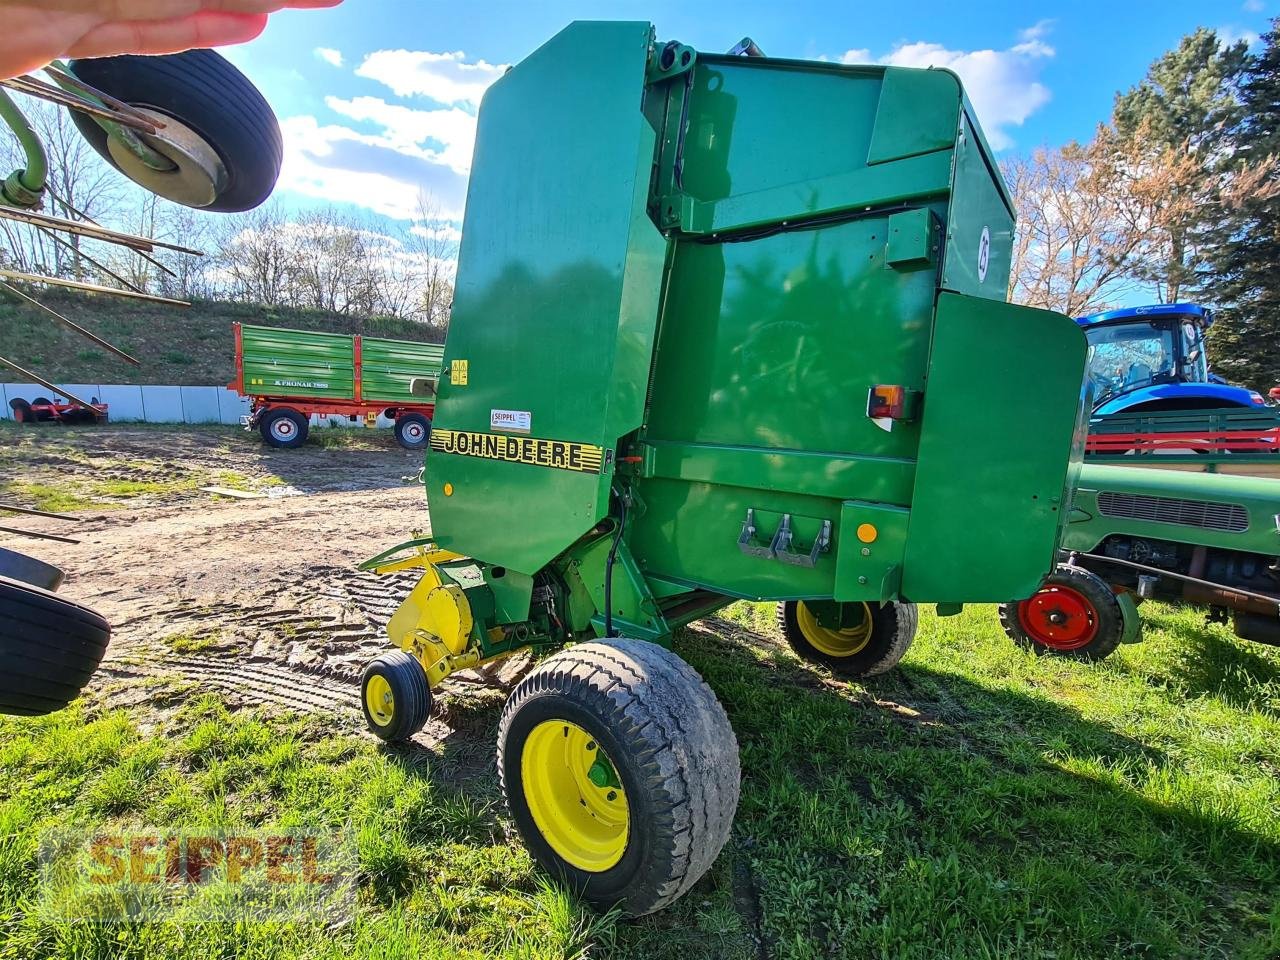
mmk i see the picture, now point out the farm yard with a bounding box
[0,423,1276,960]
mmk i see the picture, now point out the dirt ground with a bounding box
[0,425,527,746]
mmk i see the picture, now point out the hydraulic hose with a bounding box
[603,491,628,638]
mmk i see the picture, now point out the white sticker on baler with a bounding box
[490,409,532,434]
[977,226,991,283]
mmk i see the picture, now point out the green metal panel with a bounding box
[425,21,667,575]
[941,114,1016,300]
[240,324,354,400]
[901,293,1088,602]
[1064,464,1280,556]
[360,336,444,404]
[866,67,962,164]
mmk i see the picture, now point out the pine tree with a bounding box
[1202,21,1280,392]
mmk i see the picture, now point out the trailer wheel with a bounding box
[361,651,432,742]
[999,564,1124,661]
[259,409,309,449]
[394,413,431,449]
[68,50,282,212]
[778,600,917,678]
[0,575,110,716]
[497,639,740,917]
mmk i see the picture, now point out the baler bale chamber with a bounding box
[358,21,1089,916]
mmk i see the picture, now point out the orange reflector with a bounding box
[443,483,454,497]
[857,523,878,543]
[866,385,906,420]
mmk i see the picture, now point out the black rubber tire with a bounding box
[259,408,309,449]
[394,413,431,450]
[0,575,110,716]
[68,49,282,213]
[9,398,30,423]
[778,600,918,678]
[0,547,65,591]
[361,651,432,742]
[498,639,740,917]
[998,564,1125,662]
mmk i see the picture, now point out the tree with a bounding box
[1201,20,1280,391]
[1004,135,1146,316]
[1111,28,1249,303]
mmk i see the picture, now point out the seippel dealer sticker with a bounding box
[490,409,532,434]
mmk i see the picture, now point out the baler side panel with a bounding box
[941,114,1015,301]
[424,21,667,574]
[902,293,1088,601]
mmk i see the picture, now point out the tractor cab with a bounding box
[1078,304,1265,415]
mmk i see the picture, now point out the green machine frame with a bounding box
[365,21,1087,674]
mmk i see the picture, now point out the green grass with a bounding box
[0,294,443,387]
[1,603,1277,959]
[0,476,198,512]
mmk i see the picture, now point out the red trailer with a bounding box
[230,322,442,449]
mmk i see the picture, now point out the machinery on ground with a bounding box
[231,322,442,449]
[9,394,107,424]
[356,22,1089,916]
[1080,304,1267,418]
[1000,463,1280,660]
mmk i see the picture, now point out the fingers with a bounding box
[64,10,270,60]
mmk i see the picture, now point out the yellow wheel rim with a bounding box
[365,674,395,727]
[797,601,873,658]
[521,719,629,872]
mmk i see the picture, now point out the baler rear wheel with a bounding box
[999,564,1124,661]
[360,651,432,742]
[0,576,110,716]
[260,408,308,449]
[497,639,740,917]
[778,600,918,678]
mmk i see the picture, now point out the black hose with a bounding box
[603,492,628,638]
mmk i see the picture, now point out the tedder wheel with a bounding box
[259,408,309,449]
[394,413,431,450]
[9,399,30,423]
[778,600,918,678]
[497,639,740,917]
[68,50,282,213]
[999,564,1124,661]
[0,575,110,716]
[360,651,432,742]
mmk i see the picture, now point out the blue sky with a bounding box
[218,0,1268,230]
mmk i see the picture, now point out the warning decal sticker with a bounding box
[430,429,604,475]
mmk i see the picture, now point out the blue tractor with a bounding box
[1080,304,1267,416]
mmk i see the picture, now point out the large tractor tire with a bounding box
[259,408,309,449]
[0,576,110,715]
[361,651,433,742]
[68,49,282,212]
[778,600,918,678]
[497,639,740,917]
[999,564,1125,662]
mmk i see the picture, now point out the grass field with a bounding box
[1,602,1277,959]
[0,293,442,387]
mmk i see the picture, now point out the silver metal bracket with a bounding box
[737,508,773,559]
[772,515,833,568]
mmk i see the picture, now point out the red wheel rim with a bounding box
[1016,585,1099,651]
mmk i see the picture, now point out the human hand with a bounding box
[0,1,341,79]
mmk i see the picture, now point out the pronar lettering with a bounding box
[272,379,330,389]
[430,430,604,474]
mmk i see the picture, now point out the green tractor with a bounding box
[358,21,1089,916]
[1001,463,1280,660]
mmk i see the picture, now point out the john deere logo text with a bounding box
[430,430,604,474]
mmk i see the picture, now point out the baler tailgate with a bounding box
[902,292,1088,601]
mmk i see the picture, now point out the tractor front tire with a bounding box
[394,413,431,450]
[497,639,740,917]
[361,651,432,742]
[999,564,1124,662]
[259,409,309,449]
[778,600,918,678]
[0,576,110,715]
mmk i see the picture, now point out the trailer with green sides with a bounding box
[231,322,444,449]
[357,21,1089,916]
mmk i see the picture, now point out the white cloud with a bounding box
[839,27,1055,150]
[1244,0,1264,13]
[324,95,477,175]
[355,50,507,107]
[1218,25,1262,47]
[314,47,344,68]
[276,115,468,221]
